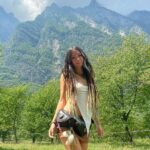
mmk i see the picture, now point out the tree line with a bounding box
[0,35,149,143]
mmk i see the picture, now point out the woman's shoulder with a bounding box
[60,73,72,88]
[60,73,69,83]
[60,73,66,82]
[60,73,64,78]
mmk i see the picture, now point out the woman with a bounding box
[49,46,103,150]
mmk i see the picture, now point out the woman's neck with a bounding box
[75,68,83,76]
[74,68,85,78]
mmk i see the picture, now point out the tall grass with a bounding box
[0,139,150,150]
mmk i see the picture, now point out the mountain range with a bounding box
[128,10,150,34]
[0,6,19,43]
[0,0,150,85]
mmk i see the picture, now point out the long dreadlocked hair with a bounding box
[62,46,99,116]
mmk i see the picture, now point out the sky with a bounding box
[0,0,150,22]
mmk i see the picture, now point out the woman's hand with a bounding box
[48,123,56,138]
[96,125,104,136]
[93,116,104,137]
[96,124,104,137]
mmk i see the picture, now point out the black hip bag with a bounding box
[56,109,87,137]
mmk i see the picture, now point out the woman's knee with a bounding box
[59,133,83,150]
[73,136,82,150]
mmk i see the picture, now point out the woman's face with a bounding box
[71,50,84,69]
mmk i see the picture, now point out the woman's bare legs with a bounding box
[59,133,82,150]
[59,128,89,150]
[80,141,88,150]
[79,134,89,150]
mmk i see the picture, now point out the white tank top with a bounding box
[74,80,92,134]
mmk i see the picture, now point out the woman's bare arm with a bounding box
[51,74,67,123]
[92,113,104,136]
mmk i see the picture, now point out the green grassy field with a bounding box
[0,139,150,150]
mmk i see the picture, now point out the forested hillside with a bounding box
[128,10,150,34]
[1,1,146,85]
